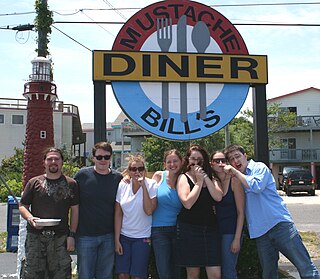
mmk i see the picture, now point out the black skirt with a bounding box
[176,221,221,267]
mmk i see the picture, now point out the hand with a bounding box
[28,216,43,230]
[138,173,145,182]
[230,239,241,254]
[223,165,235,176]
[67,237,75,252]
[115,240,123,255]
[122,175,130,184]
[193,165,205,185]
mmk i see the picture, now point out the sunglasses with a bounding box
[212,158,227,164]
[95,155,111,161]
[129,166,145,172]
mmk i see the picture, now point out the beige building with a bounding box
[0,97,85,163]
[268,87,320,187]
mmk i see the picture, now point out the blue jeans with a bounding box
[221,234,241,279]
[256,222,320,279]
[151,226,180,279]
[76,233,115,279]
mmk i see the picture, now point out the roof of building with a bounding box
[267,87,320,102]
[112,111,130,127]
[82,122,113,131]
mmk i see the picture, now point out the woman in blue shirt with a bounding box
[210,151,245,279]
[151,149,183,279]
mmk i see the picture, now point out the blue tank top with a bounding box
[215,181,237,234]
[152,171,182,227]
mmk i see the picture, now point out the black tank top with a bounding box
[177,174,217,227]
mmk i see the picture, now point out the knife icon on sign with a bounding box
[177,15,188,122]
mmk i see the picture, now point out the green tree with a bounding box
[0,147,24,182]
[228,115,254,159]
[0,147,81,201]
[242,102,296,150]
[0,148,24,201]
[141,115,255,171]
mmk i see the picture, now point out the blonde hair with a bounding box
[122,154,146,176]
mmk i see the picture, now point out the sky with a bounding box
[1,0,319,124]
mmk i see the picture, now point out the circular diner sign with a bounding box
[111,0,249,140]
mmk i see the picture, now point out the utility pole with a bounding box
[37,0,47,57]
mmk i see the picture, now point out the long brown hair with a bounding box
[182,144,212,179]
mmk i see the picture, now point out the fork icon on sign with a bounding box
[156,18,172,119]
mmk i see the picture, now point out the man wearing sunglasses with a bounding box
[74,142,123,279]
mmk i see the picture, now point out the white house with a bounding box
[0,97,85,163]
[267,87,320,186]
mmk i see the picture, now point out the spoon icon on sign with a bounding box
[191,21,211,120]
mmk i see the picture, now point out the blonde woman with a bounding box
[114,155,157,279]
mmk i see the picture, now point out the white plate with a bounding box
[34,219,61,226]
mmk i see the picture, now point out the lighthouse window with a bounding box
[12,115,24,125]
[0,114,4,124]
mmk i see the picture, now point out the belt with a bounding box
[41,230,56,237]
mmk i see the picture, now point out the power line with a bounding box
[102,0,127,20]
[79,10,115,38]
[53,21,320,27]
[51,25,91,52]
[1,1,319,18]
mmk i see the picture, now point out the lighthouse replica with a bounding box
[16,57,57,276]
[22,57,57,187]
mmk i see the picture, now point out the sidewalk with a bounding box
[279,259,320,278]
[1,251,319,278]
[0,252,77,279]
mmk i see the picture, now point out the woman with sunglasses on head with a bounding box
[114,155,157,279]
[210,151,245,279]
[151,149,183,279]
[176,144,223,279]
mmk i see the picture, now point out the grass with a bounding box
[0,232,7,252]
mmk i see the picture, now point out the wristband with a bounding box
[68,231,76,238]
[203,173,208,179]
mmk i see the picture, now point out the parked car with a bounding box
[278,166,305,190]
[283,170,316,196]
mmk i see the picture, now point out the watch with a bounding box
[68,231,76,238]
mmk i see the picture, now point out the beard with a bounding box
[48,165,59,173]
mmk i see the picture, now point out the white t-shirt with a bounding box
[116,177,157,238]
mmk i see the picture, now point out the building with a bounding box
[268,87,320,186]
[0,97,86,163]
[81,111,151,170]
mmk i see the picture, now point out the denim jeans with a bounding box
[256,222,320,279]
[152,226,180,279]
[221,234,241,279]
[76,233,115,279]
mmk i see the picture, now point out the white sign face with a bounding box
[111,0,250,141]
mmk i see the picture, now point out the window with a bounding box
[0,114,4,124]
[12,115,24,124]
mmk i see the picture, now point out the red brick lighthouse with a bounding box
[22,57,57,188]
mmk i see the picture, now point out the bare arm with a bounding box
[177,173,203,209]
[230,177,245,253]
[224,165,249,189]
[205,176,223,202]
[67,204,79,251]
[140,178,157,215]
[19,203,42,229]
[152,171,162,184]
[114,202,123,255]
